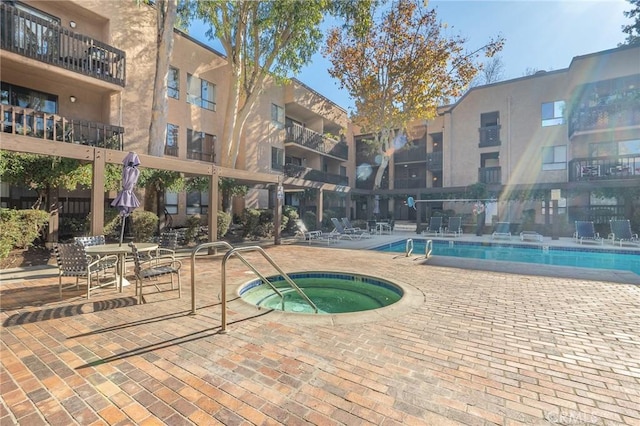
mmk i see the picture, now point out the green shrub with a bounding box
[103,210,158,243]
[241,208,276,239]
[321,209,337,230]
[302,211,317,231]
[282,206,299,234]
[217,210,232,239]
[0,208,49,259]
[184,214,202,244]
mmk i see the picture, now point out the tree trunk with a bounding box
[148,0,177,157]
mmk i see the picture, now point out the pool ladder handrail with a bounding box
[191,241,235,315]
[190,242,319,333]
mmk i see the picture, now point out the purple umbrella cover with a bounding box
[111,152,141,215]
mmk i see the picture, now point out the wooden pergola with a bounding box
[1,137,282,245]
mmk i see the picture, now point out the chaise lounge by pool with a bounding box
[373,239,640,276]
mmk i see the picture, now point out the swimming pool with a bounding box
[239,272,403,314]
[373,239,640,275]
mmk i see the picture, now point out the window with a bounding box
[541,197,566,215]
[168,67,179,99]
[1,82,57,113]
[11,3,60,55]
[271,147,284,171]
[165,191,178,214]
[187,74,215,111]
[541,100,565,126]
[165,124,178,156]
[542,145,566,170]
[187,129,216,162]
[187,191,209,215]
[271,104,284,128]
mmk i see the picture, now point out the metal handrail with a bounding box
[425,239,433,259]
[190,243,318,333]
[190,241,234,315]
[405,239,414,257]
[221,246,319,332]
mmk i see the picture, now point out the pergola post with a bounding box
[90,149,106,236]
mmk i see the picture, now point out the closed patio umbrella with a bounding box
[111,152,141,246]
[373,195,380,218]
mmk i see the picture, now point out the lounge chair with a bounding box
[492,222,511,240]
[341,217,362,233]
[573,221,603,245]
[608,219,639,247]
[331,217,366,240]
[520,231,543,242]
[422,217,442,236]
[294,219,336,245]
[443,217,462,237]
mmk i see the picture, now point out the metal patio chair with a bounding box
[54,242,118,299]
[129,243,182,304]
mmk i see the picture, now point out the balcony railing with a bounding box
[393,178,424,189]
[164,145,178,157]
[283,163,348,185]
[285,122,348,160]
[426,152,443,171]
[1,105,124,149]
[478,125,501,147]
[569,155,640,182]
[187,150,215,163]
[569,103,640,138]
[0,3,126,86]
[394,145,427,163]
[478,166,501,184]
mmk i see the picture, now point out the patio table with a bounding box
[85,242,158,292]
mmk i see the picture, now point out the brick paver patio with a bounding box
[1,243,639,425]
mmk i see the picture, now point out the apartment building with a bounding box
[0,0,353,233]
[355,44,640,229]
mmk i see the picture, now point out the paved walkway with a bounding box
[1,235,639,425]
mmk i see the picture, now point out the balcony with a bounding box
[0,3,126,86]
[569,155,640,182]
[426,152,443,171]
[393,178,425,189]
[478,125,501,147]
[394,145,427,163]
[187,151,215,163]
[478,166,501,184]
[284,122,348,160]
[283,164,348,186]
[569,103,640,138]
[2,105,124,149]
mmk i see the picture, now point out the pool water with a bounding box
[239,272,403,314]
[374,239,640,275]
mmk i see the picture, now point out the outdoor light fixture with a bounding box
[69,21,76,29]
[69,96,77,103]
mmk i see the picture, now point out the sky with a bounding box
[296,0,633,112]
[189,1,633,113]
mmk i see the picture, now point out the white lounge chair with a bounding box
[492,222,511,240]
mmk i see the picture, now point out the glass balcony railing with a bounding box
[1,105,124,149]
[0,3,126,86]
[284,122,348,160]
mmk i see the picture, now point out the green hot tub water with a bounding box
[239,273,403,314]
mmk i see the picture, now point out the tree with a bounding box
[146,0,178,157]
[189,0,375,169]
[472,56,505,86]
[0,152,120,210]
[622,0,640,45]
[324,0,503,189]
